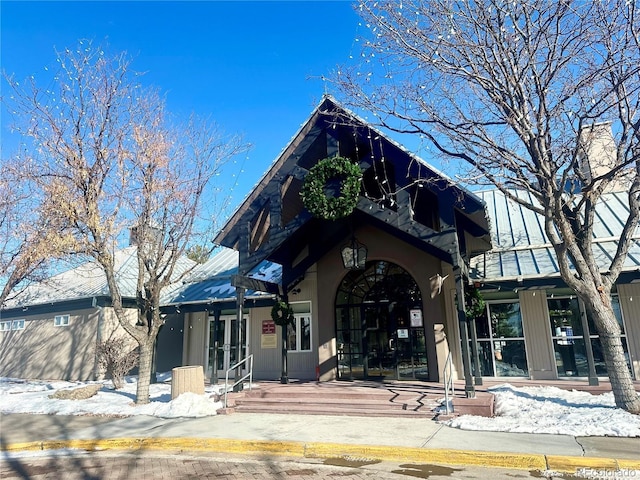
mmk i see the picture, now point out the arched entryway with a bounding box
[335,261,427,380]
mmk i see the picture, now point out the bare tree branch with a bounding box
[335,0,640,413]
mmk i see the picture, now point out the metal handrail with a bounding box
[443,352,454,415]
[223,354,254,408]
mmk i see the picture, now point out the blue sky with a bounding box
[1,0,371,214]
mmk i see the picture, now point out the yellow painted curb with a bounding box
[1,438,305,457]
[4,437,637,474]
[618,459,640,471]
[547,455,640,474]
[303,442,547,470]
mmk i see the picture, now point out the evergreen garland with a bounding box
[300,156,362,221]
[465,285,486,320]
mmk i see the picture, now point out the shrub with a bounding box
[96,337,139,390]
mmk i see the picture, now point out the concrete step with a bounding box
[216,381,493,418]
[233,403,436,418]
[235,396,433,412]
[245,388,427,399]
[226,382,443,418]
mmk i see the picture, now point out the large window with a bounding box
[548,295,631,377]
[287,302,312,352]
[474,301,528,377]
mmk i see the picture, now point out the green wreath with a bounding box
[300,156,362,221]
[271,299,294,327]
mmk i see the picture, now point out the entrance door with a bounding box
[207,315,248,381]
[363,304,396,378]
[336,261,428,381]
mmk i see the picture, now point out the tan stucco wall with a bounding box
[0,307,138,382]
[316,224,447,381]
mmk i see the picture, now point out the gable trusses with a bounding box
[214,96,491,289]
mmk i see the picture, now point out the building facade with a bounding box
[2,97,638,386]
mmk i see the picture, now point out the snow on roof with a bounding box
[3,247,196,310]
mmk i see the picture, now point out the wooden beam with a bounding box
[231,275,282,296]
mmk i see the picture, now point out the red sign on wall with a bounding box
[262,320,276,335]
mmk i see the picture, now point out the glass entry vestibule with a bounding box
[335,261,427,380]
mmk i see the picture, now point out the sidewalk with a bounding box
[2,411,639,474]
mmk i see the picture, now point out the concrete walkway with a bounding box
[1,411,639,474]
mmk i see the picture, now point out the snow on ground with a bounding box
[1,376,639,437]
[0,373,224,418]
[446,384,640,437]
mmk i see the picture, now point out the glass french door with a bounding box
[207,315,248,380]
[335,261,427,381]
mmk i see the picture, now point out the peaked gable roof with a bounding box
[214,95,492,286]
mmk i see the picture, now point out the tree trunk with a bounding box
[585,295,640,414]
[600,333,640,413]
[135,340,153,405]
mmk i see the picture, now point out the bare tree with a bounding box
[0,163,72,306]
[335,0,640,413]
[185,245,211,264]
[4,42,247,404]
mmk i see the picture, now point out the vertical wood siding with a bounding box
[520,290,556,379]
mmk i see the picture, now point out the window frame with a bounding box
[0,320,13,332]
[547,294,631,378]
[54,314,70,327]
[11,319,25,331]
[286,301,312,353]
[475,299,529,377]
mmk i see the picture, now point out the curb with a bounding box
[2,438,639,473]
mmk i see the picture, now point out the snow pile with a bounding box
[0,375,224,418]
[446,384,640,437]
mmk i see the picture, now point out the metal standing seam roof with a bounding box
[162,247,282,306]
[471,189,640,282]
[3,247,197,310]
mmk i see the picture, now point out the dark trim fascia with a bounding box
[0,296,108,319]
[0,296,142,319]
[161,296,276,314]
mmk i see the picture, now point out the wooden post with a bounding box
[171,365,205,399]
